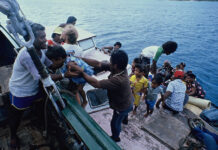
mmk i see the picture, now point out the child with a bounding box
[144,75,163,117]
[130,64,148,114]
[130,57,142,77]
[62,50,94,107]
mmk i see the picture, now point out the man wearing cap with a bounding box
[47,26,63,46]
[156,70,186,114]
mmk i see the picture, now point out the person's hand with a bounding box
[64,68,80,78]
[156,99,162,109]
[67,62,83,72]
[67,61,77,66]
[64,65,83,78]
[70,65,84,73]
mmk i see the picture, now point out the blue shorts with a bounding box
[9,92,42,110]
[145,99,156,110]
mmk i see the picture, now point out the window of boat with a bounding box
[78,38,95,51]
[86,89,109,108]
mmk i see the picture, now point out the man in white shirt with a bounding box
[140,41,177,76]
[8,24,69,149]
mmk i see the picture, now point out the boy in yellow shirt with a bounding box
[130,64,148,114]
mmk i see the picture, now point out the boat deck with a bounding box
[90,100,218,150]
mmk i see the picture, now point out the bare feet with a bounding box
[149,110,153,115]
[144,113,149,118]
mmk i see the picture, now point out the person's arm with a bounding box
[81,72,101,88]
[50,74,63,81]
[142,87,147,100]
[151,47,163,75]
[101,46,113,51]
[163,91,172,101]
[156,82,173,108]
[68,64,101,88]
[153,47,163,62]
[101,46,113,54]
[156,91,172,108]
[151,60,157,75]
[21,56,41,80]
[80,57,101,68]
[50,67,81,81]
[80,57,110,71]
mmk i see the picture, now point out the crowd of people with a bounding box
[7,16,208,149]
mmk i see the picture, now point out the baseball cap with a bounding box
[53,27,63,35]
[174,70,184,78]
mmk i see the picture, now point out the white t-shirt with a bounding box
[62,43,83,57]
[140,46,159,58]
[9,47,52,97]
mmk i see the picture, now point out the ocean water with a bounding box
[1,0,218,106]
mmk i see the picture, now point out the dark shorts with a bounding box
[146,99,156,109]
[9,92,42,109]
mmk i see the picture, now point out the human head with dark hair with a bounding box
[30,23,47,50]
[46,45,67,69]
[134,64,144,77]
[186,70,193,75]
[110,50,128,73]
[163,60,171,68]
[185,73,196,84]
[180,62,186,70]
[162,41,177,55]
[133,57,141,64]
[61,24,78,44]
[176,64,181,70]
[51,33,62,44]
[187,73,196,79]
[114,42,122,50]
[66,16,77,25]
[151,73,163,88]
[132,57,141,73]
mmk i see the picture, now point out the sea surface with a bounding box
[0,0,218,106]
